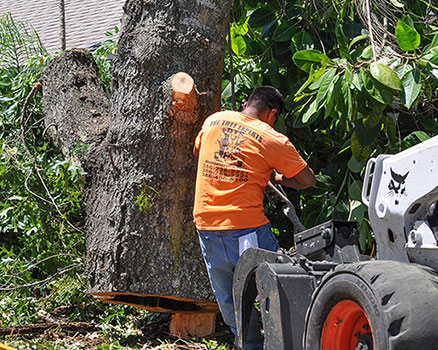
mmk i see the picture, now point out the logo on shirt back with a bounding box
[214,127,246,168]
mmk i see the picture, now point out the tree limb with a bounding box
[0,263,84,292]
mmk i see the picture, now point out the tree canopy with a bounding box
[223,0,438,250]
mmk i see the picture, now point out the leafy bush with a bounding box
[0,13,87,324]
[225,0,438,251]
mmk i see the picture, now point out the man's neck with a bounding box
[240,106,261,121]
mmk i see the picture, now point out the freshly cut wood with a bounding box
[92,292,219,314]
[169,312,218,338]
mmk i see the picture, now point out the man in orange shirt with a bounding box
[193,86,316,349]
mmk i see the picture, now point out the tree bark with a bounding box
[83,0,232,311]
[41,48,111,169]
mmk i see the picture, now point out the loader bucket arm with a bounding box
[233,248,293,349]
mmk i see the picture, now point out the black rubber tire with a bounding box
[304,260,438,350]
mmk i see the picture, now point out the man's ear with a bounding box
[268,108,278,124]
[242,101,248,109]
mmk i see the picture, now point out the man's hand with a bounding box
[273,166,316,189]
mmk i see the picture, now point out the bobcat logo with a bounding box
[214,128,246,167]
[388,168,409,196]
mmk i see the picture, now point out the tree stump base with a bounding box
[169,312,218,338]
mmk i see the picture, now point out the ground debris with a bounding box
[0,321,97,336]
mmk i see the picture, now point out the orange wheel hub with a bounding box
[321,300,373,350]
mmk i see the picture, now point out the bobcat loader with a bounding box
[233,135,438,350]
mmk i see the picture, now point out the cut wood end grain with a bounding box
[170,72,198,120]
[171,72,194,96]
[169,312,218,338]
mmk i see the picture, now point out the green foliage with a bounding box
[225,0,438,251]
[0,12,88,328]
[0,13,47,73]
[135,185,159,213]
[92,26,119,92]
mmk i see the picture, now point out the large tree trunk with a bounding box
[41,0,232,319]
[84,0,232,312]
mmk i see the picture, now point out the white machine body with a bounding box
[362,135,438,269]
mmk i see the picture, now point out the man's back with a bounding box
[193,110,307,230]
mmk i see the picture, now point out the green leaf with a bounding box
[384,115,397,144]
[370,62,402,91]
[389,0,404,8]
[418,114,438,133]
[231,35,247,56]
[431,33,438,49]
[354,120,379,146]
[231,20,249,36]
[348,156,365,174]
[348,200,366,225]
[293,50,332,73]
[348,180,363,201]
[335,23,351,60]
[340,79,353,120]
[248,7,276,28]
[297,65,325,94]
[360,45,373,60]
[352,72,362,91]
[302,99,319,123]
[411,131,430,142]
[274,22,295,42]
[401,68,421,108]
[348,34,369,50]
[315,68,337,106]
[290,31,314,53]
[325,76,339,118]
[395,20,420,51]
[402,15,414,28]
[361,70,393,104]
[351,131,375,161]
[344,63,353,84]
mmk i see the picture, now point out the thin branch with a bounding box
[24,171,52,205]
[42,122,57,138]
[0,263,84,291]
[365,0,378,60]
[17,253,81,276]
[228,25,236,111]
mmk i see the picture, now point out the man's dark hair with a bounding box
[247,86,284,115]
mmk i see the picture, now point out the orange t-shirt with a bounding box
[193,111,307,230]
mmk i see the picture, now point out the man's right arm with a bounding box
[273,166,316,189]
[193,145,199,158]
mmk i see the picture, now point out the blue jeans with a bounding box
[197,223,279,350]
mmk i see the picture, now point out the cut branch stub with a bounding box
[171,72,198,123]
